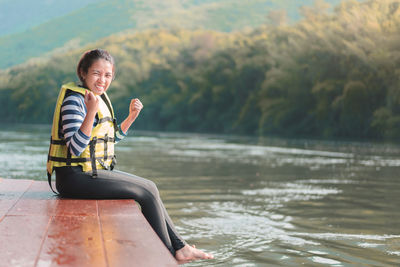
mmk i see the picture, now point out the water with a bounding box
[1,124,400,266]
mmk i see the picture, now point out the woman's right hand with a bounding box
[84,90,99,116]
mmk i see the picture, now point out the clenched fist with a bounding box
[84,90,99,115]
[129,98,143,118]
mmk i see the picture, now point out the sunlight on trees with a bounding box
[1,0,399,141]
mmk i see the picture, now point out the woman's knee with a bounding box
[145,180,159,197]
[110,170,160,196]
[125,179,158,203]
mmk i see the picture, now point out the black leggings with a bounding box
[55,166,186,255]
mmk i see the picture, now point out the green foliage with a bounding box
[0,0,350,69]
[258,0,400,140]
[1,0,400,141]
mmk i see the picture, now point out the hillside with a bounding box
[0,0,345,69]
[1,0,399,140]
[0,0,98,37]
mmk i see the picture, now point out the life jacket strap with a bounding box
[98,117,114,124]
[50,136,114,145]
[47,172,58,195]
[111,155,117,170]
[104,133,108,161]
[66,148,72,166]
[113,118,118,133]
[89,137,98,178]
[97,159,110,170]
[50,139,66,145]
[48,156,90,163]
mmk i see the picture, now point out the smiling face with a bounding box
[81,59,114,95]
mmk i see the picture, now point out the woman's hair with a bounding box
[76,49,115,85]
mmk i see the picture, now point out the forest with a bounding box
[1,0,400,141]
[0,0,328,69]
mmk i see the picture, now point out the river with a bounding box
[0,124,399,266]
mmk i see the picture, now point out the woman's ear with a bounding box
[80,70,86,81]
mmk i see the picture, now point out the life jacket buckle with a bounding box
[97,158,110,170]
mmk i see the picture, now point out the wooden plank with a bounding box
[53,199,98,217]
[7,180,57,216]
[97,199,137,215]
[0,180,178,267]
[0,179,55,266]
[98,200,178,267]
[36,194,105,265]
[0,178,33,220]
[0,215,51,267]
[37,215,107,267]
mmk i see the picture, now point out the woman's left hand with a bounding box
[120,98,143,134]
[129,98,143,118]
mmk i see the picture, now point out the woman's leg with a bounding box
[55,166,184,255]
[160,199,186,250]
[110,170,187,251]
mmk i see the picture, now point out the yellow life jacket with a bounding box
[47,82,117,192]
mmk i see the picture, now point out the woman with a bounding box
[47,48,213,264]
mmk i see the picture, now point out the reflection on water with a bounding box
[1,124,400,266]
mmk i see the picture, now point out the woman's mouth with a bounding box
[95,85,105,91]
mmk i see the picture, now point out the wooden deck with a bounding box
[0,178,178,267]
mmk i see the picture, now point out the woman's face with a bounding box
[81,59,114,95]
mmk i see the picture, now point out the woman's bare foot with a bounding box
[175,244,214,264]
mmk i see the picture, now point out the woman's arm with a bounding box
[120,98,143,134]
[61,91,97,156]
[79,90,99,137]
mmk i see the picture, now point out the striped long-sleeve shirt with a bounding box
[60,92,127,156]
